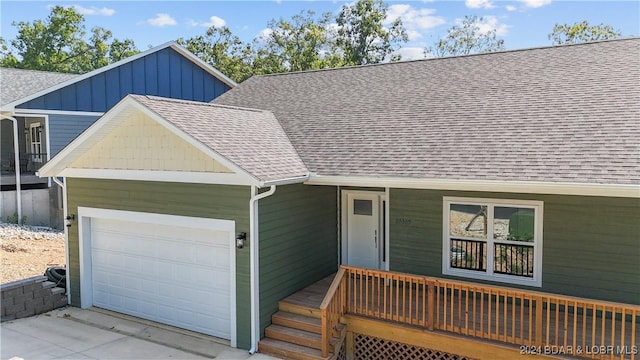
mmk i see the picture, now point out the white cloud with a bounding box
[71,5,115,16]
[506,5,518,11]
[146,13,177,27]
[203,15,226,28]
[465,0,495,9]
[187,15,227,28]
[518,0,552,8]
[385,4,446,40]
[397,47,426,60]
[473,15,509,36]
[406,30,422,41]
[256,28,273,42]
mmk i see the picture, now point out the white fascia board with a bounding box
[169,44,237,88]
[13,109,104,117]
[305,175,640,198]
[260,173,310,187]
[58,168,255,186]
[128,99,260,186]
[38,96,261,187]
[37,97,136,177]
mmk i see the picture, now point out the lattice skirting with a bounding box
[353,333,477,360]
[335,339,347,360]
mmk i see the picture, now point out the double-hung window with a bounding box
[442,197,543,287]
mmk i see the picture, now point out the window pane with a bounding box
[450,239,487,272]
[494,243,534,277]
[450,204,487,239]
[494,207,535,242]
[353,199,372,215]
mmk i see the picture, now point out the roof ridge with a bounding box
[253,36,640,78]
[136,95,271,114]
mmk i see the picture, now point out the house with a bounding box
[38,38,639,359]
[0,41,235,227]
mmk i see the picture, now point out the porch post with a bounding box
[2,115,22,224]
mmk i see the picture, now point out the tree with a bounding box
[0,6,138,73]
[548,21,622,45]
[257,11,343,72]
[426,16,505,57]
[0,37,18,67]
[336,0,408,65]
[178,26,254,83]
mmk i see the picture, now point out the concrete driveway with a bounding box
[1,307,279,360]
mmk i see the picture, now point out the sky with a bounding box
[1,1,638,61]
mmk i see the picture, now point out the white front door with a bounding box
[345,192,382,269]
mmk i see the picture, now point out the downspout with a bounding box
[1,115,22,225]
[52,176,71,300]
[248,185,276,354]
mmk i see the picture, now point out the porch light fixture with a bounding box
[65,214,76,228]
[236,232,246,249]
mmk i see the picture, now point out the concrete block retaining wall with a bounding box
[1,275,67,322]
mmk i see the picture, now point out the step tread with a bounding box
[272,311,322,333]
[278,301,321,319]
[266,324,322,350]
[259,338,331,360]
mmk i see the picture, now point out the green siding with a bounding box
[389,189,640,305]
[66,178,252,349]
[258,184,338,335]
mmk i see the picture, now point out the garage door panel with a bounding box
[89,215,233,339]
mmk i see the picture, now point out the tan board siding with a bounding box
[70,111,231,172]
[258,184,338,335]
[389,189,640,305]
[65,178,252,349]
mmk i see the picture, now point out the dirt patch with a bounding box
[1,222,65,283]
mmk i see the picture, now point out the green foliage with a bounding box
[256,10,343,72]
[426,16,505,57]
[179,0,408,82]
[336,0,408,65]
[6,212,26,225]
[177,26,254,83]
[548,21,622,45]
[0,6,139,73]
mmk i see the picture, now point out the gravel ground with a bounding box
[0,222,65,284]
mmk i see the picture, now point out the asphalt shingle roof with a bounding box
[131,95,308,183]
[0,67,78,106]
[213,38,640,186]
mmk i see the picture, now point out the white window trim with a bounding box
[442,196,543,287]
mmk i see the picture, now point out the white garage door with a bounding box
[86,212,234,340]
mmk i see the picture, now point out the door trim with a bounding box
[77,207,237,346]
[341,190,387,270]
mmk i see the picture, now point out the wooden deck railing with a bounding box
[338,265,640,359]
[319,267,347,357]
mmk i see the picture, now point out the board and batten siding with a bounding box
[48,113,100,157]
[16,47,231,112]
[258,184,338,335]
[389,189,640,305]
[65,178,253,348]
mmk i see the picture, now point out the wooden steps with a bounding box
[265,324,324,350]
[259,338,328,360]
[259,276,337,360]
[272,311,321,334]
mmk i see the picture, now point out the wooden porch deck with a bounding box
[281,270,639,359]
